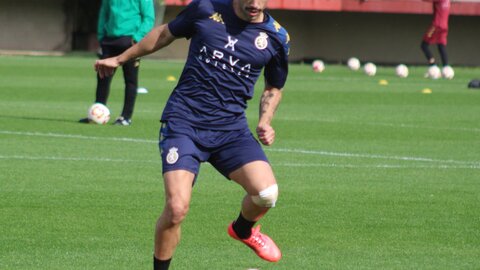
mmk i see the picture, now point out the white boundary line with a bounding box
[268,148,480,166]
[0,130,155,143]
[277,117,480,133]
[0,155,159,164]
[1,155,478,170]
[277,162,480,170]
[1,130,479,167]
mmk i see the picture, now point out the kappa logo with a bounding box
[209,12,224,24]
[255,32,269,50]
[273,21,282,32]
[166,147,179,164]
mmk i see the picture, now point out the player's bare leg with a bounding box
[227,160,282,262]
[154,170,195,269]
[230,161,276,220]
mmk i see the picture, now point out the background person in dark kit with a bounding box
[420,0,452,77]
[80,0,155,126]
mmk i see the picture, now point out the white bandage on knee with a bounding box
[251,184,278,208]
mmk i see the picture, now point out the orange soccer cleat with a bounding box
[228,223,282,262]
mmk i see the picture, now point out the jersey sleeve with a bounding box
[167,0,202,39]
[264,31,290,89]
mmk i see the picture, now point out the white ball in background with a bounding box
[427,65,441,80]
[442,66,455,80]
[312,60,325,73]
[88,103,110,125]
[395,64,409,78]
[364,62,377,76]
[347,57,361,71]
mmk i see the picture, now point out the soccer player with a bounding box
[80,0,155,126]
[95,0,290,269]
[420,0,452,76]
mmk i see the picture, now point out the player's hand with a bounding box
[256,124,275,146]
[94,57,120,78]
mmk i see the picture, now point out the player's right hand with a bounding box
[256,124,275,146]
[95,57,120,78]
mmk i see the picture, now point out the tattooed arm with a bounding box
[256,84,283,146]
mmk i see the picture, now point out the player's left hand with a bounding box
[256,124,275,146]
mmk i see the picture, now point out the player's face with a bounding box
[233,0,268,23]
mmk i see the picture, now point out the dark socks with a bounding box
[421,41,435,65]
[154,256,171,270]
[232,212,256,239]
[437,44,449,66]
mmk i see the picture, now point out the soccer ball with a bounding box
[347,57,361,71]
[364,62,377,76]
[427,65,441,79]
[88,103,110,124]
[312,60,325,73]
[395,64,409,78]
[442,66,454,79]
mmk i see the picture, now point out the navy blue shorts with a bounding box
[159,121,269,180]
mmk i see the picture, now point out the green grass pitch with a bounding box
[0,55,479,269]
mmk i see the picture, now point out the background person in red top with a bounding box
[420,0,452,76]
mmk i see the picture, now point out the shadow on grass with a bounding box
[0,114,81,124]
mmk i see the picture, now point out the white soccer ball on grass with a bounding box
[88,103,110,124]
[395,64,409,78]
[312,60,325,73]
[427,65,441,80]
[364,62,377,76]
[347,57,361,71]
[442,66,454,80]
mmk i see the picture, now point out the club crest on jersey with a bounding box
[166,147,179,164]
[255,32,269,50]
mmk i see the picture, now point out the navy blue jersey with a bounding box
[162,0,289,130]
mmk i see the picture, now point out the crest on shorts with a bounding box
[166,147,179,164]
[255,32,269,50]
